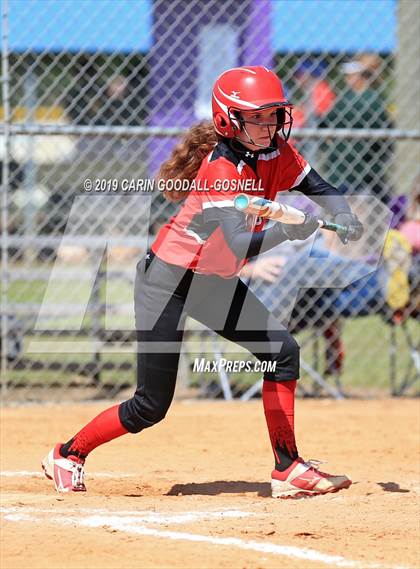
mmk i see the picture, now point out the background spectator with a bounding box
[291,58,336,165]
[66,60,146,127]
[95,74,142,126]
[320,53,392,204]
[292,58,336,128]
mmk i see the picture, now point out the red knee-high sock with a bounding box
[262,379,298,473]
[60,404,128,461]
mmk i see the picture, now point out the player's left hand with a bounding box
[334,213,364,243]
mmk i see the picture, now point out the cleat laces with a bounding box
[306,459,325,469]
[305,459,329,476]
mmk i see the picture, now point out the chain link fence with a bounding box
[1,0,419,402]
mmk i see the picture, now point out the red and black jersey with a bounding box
[152,132,352,278]
[152,135,310,278]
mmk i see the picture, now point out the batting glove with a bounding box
[333,213,364,243]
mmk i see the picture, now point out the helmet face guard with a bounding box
[229,105,293,151]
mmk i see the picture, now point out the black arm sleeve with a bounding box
[204,206,289,260]
[219,215,289,259]
[294,168,351,216]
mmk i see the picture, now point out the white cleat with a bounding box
[271,458,352,499]
[42,443,86,493]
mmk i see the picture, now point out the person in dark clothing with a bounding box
[320,55,392,204]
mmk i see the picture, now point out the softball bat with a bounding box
[234,194,350,242]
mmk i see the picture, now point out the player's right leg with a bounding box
[42,253,191,492]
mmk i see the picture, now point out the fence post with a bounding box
[394,0,420,196]
[1,0,10,395]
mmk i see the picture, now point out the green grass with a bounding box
[185,316,418,393]
[2,268,418,395]
[341,316,418,390]
[8,280,48,303]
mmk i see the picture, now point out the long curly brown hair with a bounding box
[158,121,219,202]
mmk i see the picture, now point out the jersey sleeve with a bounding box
[272,139,351,216]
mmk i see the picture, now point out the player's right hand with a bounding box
[334,213,364,242]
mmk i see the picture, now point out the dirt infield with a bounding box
[1,398,419,569]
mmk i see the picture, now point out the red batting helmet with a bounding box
[212,66,293,144]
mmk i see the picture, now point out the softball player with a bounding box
[42,66,363,498]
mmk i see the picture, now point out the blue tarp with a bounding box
[5,0,396,53]
[6,0,153,53]
[272,0,396,53]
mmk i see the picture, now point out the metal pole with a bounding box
[394,0,420,196]
[23,69,37,263]
[1,0,10,395]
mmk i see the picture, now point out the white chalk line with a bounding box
[1,470,135,479]
[1,505,253,526]
[0,505,409,569]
